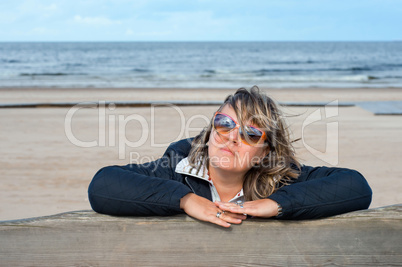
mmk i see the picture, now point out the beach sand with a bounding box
[0,87,401,221]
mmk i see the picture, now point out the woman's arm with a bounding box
[217,166,372,220]
[267,166,372,219]
[88,163,192,216]
[88,139,193,216]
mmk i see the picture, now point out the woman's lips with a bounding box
[220,147,234,155]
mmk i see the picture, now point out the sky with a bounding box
[1,0,401,42]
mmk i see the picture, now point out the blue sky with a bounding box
[1,0,401,41]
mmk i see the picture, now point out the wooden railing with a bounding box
[1,205,401,266]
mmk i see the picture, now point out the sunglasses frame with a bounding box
[212,112,267,146]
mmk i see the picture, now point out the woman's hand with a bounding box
[215,199,279,218]
[180,193,247,228]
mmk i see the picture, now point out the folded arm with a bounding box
[88,140,193,216]
[88,163,192,216]
[217,165,372,220]
[267,165,372,219]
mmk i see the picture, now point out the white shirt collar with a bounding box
[175,157,244,203]
[175,157,209,180]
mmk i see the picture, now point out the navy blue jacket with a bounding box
[88,138,372,220]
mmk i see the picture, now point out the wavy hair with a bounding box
[188,86,301,201]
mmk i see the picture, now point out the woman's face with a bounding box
[208,104,268,174]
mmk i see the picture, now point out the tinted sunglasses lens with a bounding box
[214,113,236,133]
[240,126,263,144]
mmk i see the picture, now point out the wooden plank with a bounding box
[0,205,401,266]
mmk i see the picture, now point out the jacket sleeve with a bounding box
[88,139,193,216]
[267,165,372,220]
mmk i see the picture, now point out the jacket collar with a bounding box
[175,157,245,203]
[175,157,209,180]
[175,157,212,200]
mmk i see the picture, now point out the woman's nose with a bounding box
[227,127,240,144]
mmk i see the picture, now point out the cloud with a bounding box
[1,0,401,41]
[122,11,234,40]
[73,15,121,26]
[44,3,58,11]
[32,27,48,34]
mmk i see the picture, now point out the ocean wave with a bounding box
[203,62,402,76]
[1,41,401,88]
[1,59,22,63]
[384,75,402,79]
[19,72,87,76]
[203,69,216,74]
[271,75,378,82]
[265,60,318,65]
[201,69,233,77]
[131,68,151,73]
[62,63,86,68]
[197,73,382,83]
[201,65,398,76]
[381,63,402,68]
[255,66,378,73]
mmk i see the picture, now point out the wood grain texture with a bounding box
[1,205,401,266]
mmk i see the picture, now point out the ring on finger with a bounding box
[216,211,222,218]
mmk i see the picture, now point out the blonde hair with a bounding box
[188,86,301,201]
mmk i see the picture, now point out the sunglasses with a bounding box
[212,112,266,146]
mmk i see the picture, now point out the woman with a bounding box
[88,86,372,228]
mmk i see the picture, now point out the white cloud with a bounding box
[16,0,59,18]
[136,31,172,37]
[44,3,58,11]
[1,0,401,41]
[32,27,47,33]
[136,11,234,40]
[73,15,121,26]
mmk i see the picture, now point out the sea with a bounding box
[0,41,401,89]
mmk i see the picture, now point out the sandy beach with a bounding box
[0,87,401,221]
